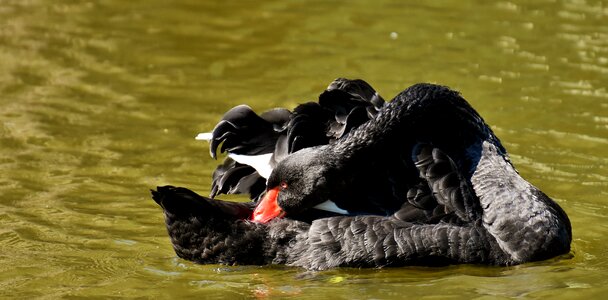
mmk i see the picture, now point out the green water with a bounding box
[1,0,607,298]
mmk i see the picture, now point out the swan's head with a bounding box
[251,147,338,223]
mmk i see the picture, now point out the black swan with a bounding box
[152,80,571,270]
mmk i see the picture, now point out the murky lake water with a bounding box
[1,0,607,298]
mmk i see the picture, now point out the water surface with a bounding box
[1,0,607,298]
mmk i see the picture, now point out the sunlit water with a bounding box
[1,0,607,298]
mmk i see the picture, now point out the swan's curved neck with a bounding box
[330,98,405,162]
[329,83,490,164]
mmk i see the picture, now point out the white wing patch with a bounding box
[195,132,213,141]
[228,153,274,179]
[313,200,349,215]
[195,132,274,179]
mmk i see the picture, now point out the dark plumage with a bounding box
[205,78,384,200]
[152,80,572,270]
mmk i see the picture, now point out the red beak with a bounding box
[251,187,284,223]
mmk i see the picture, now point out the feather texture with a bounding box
[153,81,571,270]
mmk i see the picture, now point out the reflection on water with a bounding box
[0,0,607,298]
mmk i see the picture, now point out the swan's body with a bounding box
[152,80,571,270]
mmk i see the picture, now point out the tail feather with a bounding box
[151,185,255,220]
[152,186,273,265]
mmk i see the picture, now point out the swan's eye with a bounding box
[280,181,288,189]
